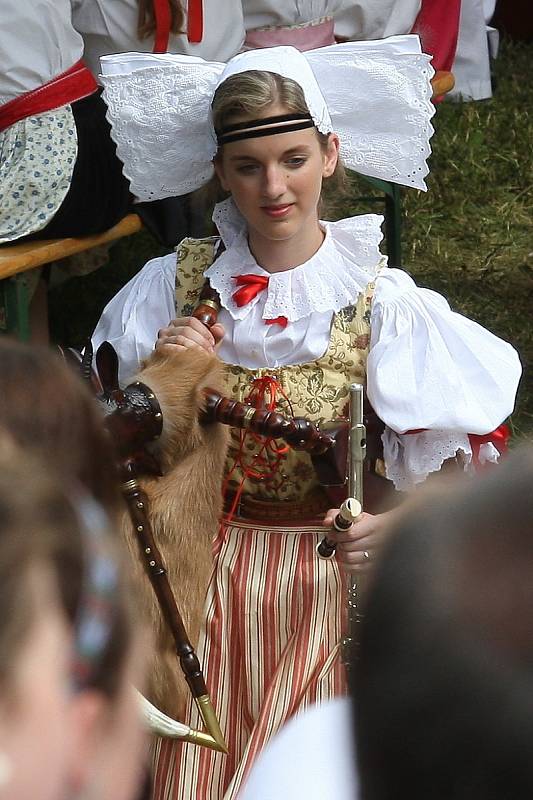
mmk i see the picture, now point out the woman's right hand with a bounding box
[155,317,225,354]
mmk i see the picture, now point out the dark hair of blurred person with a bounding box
[353,446,533,800]
[0,338,120,515]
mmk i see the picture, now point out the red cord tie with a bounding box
[222,375,293,524]
[265,316,288,328]
[232,274,288,328]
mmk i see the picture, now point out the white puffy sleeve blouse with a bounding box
[92,201,521,491]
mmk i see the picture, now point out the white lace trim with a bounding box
[100,37,435,201]
[101,59,224,200]
[383,428,475,492]
[205,199,385,322]
[307,45,435,190]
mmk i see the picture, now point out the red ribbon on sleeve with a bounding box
[404,424,510,469]
[468,423,510,467]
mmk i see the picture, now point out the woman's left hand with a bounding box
[322,508,395,571]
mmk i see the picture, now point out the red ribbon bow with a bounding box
[232,274,269,307]
[232,274,288,328]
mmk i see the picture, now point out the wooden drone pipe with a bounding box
[201,390,335,455]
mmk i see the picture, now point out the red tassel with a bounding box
[222,375,292,524]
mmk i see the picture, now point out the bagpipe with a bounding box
[63,285,390,752]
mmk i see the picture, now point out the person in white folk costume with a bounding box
[241,0,421,50]
[71,0,245,79]
[0,0,131,245]
[451,0,499,101]
[70,0,245,248]
[92,37,521,800]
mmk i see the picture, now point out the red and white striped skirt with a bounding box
[152,517,347,800]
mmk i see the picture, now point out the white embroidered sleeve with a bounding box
[91,252,177,385]
[367,268,522,489]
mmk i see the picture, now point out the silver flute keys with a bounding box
[343,383,366,667]
[315,383,366,667]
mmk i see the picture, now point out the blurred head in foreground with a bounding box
[0,446,146,800]
[0,335,147,800]
[354,446,533,800]
[0,337,120,515]
[0,458,73,800]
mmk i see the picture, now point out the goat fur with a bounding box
[120,346,229,719]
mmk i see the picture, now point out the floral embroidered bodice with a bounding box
[175,237,374,503]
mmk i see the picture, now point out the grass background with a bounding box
[49,38,532,440]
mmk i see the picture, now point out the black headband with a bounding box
[217,112,314,145]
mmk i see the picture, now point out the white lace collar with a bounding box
[205,198,385,323]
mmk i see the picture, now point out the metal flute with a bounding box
[316,383,366,664]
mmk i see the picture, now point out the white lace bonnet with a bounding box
[100,35,435,202]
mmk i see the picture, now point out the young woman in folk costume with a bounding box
[92,38,521,799]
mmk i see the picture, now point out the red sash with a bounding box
[0,60,97,133]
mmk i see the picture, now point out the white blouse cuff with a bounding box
[382,428,474,491]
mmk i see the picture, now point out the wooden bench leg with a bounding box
[0,275,31,341]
